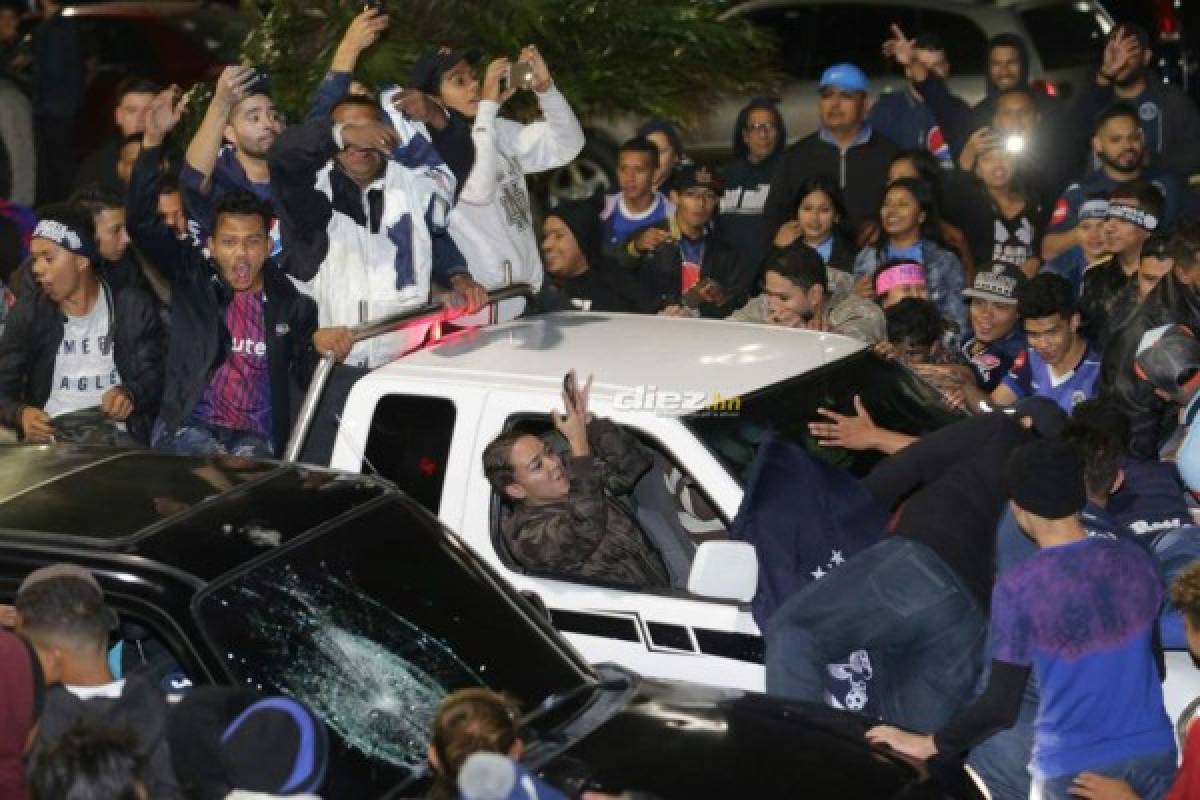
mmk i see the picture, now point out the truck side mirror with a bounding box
[687,541,757,603]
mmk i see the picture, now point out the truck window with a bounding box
[363,395,455,514]
[492,416,723,590]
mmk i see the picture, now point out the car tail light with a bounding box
[1031,78,1059,97]
[1153,0,1181,40]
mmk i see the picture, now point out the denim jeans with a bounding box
[1030,749,1177,800]
[967,667,1040,800]
[152,418,273,458]
[765,537,987,731]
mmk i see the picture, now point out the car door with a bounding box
[464,388,765,692]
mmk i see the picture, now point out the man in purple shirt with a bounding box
[868,438,1175,800]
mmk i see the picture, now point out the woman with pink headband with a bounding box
[852,177,967,332]
[872,258,929,309]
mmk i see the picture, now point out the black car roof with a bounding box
[0,446,392,583]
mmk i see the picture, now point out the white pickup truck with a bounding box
[292,308,1200,728]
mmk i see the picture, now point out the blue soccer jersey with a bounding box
[1002,342,1101,412]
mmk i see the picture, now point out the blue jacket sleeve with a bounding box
[430,214,468,287]
[306,71,353,123]
[913,74,973,157]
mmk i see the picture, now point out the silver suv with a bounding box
[551,0,1114,202]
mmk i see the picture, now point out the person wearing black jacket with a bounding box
[131,87,329,458]
[635,164,754,318]
[534,194,656,314]
[767,408,1047,732]
[0,204,164,444]
[762,64,897,242]
[718,98,787,282]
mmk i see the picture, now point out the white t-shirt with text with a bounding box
[42,294,120,418]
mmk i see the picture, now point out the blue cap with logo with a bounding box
[818,63,869,93]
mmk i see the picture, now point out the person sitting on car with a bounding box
[131,87,339,458]
[729,243,884,343]
[0,203,165,444]
[483,370,669,588]
[14,569,181,799]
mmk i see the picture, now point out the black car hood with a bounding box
[536,672,984,800]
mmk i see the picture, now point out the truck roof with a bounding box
[368,313,866,406]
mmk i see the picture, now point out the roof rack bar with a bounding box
[284,283,534,464]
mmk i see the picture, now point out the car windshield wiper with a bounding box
[520,676,632,729]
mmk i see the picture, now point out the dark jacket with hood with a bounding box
[128,144,318,456]
[0,277,165,443]
[532,194,657,314]
[504,417,669,588]
[718,99,787,280]
[970,35,1035,130]
[30,675,181,799]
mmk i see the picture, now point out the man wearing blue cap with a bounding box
[762,63,897,246]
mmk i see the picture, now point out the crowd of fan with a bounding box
[0,1,1200,799]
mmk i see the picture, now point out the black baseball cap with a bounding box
[671,163,724,196]
[409,47,481,95]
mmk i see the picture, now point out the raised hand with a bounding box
[481,58,517,105]
[518,44,553,92]
[333,7,390,72]
[144,85,186,146]
[882,23,915,66]
[213,65,260,109]
[552,369,593,457]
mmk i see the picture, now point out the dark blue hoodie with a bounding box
[718,98,787,281]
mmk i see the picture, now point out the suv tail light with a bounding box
[1153,0,1181,40]
[1031,78,1059,97]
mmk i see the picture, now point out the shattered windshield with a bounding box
[194,495,588,794]
[685,351,961,483]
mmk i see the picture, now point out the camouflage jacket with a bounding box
[504,418,670,588]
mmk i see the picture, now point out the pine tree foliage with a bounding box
[229,0,780,127]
